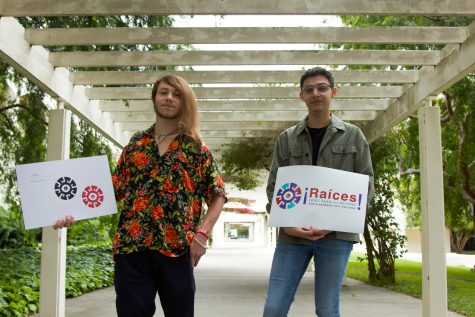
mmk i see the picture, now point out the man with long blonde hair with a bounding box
[112,74,226,316]
[55,74,226,317]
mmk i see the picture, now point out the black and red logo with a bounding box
[54,177,104,208]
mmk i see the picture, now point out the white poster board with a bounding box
[16,155,117,229]
[268,165,369,234]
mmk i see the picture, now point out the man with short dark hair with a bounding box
[263,67,374,317]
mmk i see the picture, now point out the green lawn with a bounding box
[346,253,475,317]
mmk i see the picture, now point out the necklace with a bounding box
[155,128,178,137]
[155,128,179,145]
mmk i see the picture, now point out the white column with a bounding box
[39,109,71,317]
[418,102,448,317]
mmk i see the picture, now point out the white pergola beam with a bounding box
[200,130,274,138]
[199,137,275,145]
[99,99,390,112]
[129,127,379,138]
[418,104,448,317]
[50,50,440,67]
[109,110,376,122]
[0,17,125,147]
[26,26,466,45]
[2,0,475,16]
[71,70,419,85]
[363,22,475,142]
[39,109,71,317]
[119,121,297,131]
[209,143,278,153]
[88,86,403,100]
[206,138,275,146]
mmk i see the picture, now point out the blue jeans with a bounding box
[263,239,353,317]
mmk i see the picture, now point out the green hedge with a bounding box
[0,245,114,316]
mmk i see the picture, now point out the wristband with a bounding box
[194,236,208,249]
[196,227,209,239]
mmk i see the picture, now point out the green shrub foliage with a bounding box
[0,246,114,316]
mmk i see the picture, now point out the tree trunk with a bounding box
[363,222,376,281]
[472,203,475,244]
[453,231,471,253]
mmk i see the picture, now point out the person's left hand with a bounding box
[53,215,75,230]
[304,227,331,240]
[282,226,331,241]
[190,234,207,267]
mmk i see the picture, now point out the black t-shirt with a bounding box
[307,126,328,165]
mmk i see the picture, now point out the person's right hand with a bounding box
[282,227,331,241]
[53,215,75,230]
[190,234,207,267]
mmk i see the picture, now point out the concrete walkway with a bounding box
[55,247,467,317]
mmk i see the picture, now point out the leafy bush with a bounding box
[65,245,114,297]
[0,248,40,317]
[0,206,42,249]
[363,133,407,284]
[0,208,25,249]
[0,245,114,316]
[66,217,113,246]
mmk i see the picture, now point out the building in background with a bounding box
[212,197,276,248]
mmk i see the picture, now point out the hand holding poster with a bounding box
[268,165,369,234]
[15,155,117,229]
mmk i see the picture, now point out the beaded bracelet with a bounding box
[196,227,210,239]
[193,236,208,249]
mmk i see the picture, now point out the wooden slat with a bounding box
[108,110,377,122]
[50,50,440,67]
[98,99,390,112]
[71,70,419,85]
[26,26,466,45]
[2,0,475,16]
[87,86,404,100]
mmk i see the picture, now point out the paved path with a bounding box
[48,247,468,317]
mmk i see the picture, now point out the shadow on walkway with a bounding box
[41,247,465,317]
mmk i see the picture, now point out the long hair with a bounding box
[151,74,202,144]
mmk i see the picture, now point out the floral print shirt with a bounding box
[111,125,226,258]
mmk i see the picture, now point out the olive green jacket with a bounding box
[266,115,374,244]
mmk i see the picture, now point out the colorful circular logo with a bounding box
[276,182,302,209]
[82,185,104,208]
[54,177,77,200]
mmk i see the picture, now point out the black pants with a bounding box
[114,250,195,317]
